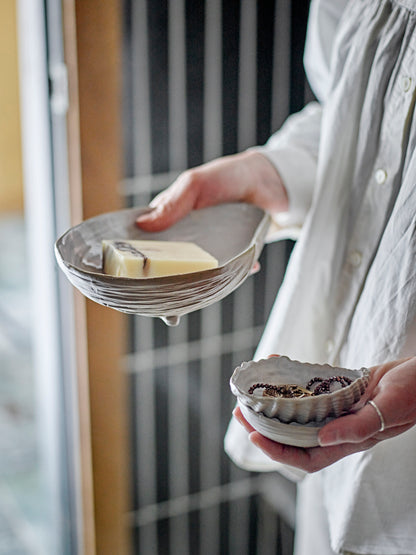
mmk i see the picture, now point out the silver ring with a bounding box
[368,400,385,432]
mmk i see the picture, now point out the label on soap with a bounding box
[102,239,218,278]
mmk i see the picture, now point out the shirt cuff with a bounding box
[253,143,317,229]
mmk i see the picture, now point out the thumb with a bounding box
[135,187,197,231]
[318,402,383,446]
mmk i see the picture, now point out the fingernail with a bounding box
[136,208,156,221]
[318,430,339,447]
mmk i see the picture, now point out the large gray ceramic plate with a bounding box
[55,203,270,325]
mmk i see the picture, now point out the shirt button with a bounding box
[401,75,412,93]
[375,168,387,184]
[348,250,362,267]
[325,339,334,355]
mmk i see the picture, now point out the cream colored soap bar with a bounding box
[102,239,218,278]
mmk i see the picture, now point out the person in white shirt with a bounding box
[137,0,416,553]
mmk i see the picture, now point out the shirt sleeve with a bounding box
[255,0,348,235]
[257,102,323,233]
[304,0,349,102]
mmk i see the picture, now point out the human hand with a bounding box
[233,356,416,473]
[136,151,288,231]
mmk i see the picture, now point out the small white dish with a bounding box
[55,203,270,325]
[231,356,370,447]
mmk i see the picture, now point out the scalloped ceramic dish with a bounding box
[230,356,370,447]
[55,203,270,325]
[238,403,332,448]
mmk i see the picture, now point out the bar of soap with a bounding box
[102,239,219,278]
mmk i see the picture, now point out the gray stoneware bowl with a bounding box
[230,356,370,447]
[54,203,270,325]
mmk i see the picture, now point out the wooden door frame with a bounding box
[63,1,130,553]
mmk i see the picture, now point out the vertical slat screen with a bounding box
[204,0,222,161]
[168,0,187,170]
[122,1,312,553]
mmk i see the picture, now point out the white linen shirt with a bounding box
[225,0,416,553]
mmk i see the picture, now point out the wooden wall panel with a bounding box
[0,0,24,213]
[63,1,130,553]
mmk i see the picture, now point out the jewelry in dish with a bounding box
[248,375,353,398]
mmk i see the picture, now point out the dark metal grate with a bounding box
[122,1,312,552]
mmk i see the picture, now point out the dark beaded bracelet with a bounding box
[248,375,353,398]
[248,382,312,398]
[306,375,352,395]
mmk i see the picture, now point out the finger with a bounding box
[234,407,380,473]
[249,261,261,275]
[136,183,197,231]
[249,431,378,473]
[318,403,384,446]
[136,197,193,231]
[373,421,415,440]
[233,406,256,433]
[369,357,412,383]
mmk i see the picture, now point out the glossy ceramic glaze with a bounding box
[55,203,270,325]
